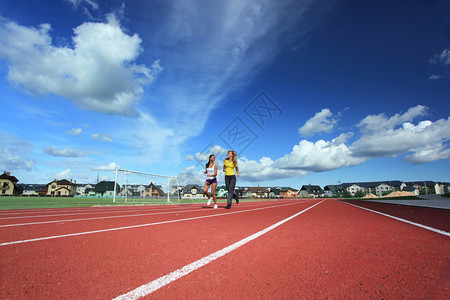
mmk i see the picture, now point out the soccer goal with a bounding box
[113,168,180,204]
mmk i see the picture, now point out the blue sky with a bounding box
[0,0,449,189]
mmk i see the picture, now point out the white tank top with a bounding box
[206,164,216,178]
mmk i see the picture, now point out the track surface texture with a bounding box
[0,199,448,299]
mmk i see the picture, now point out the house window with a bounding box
[2,182,9,187]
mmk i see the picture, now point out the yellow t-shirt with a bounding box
[223,159,237,176]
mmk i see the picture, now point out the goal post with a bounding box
[113,168,180,204]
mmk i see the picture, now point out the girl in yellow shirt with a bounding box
[223,150,239,209]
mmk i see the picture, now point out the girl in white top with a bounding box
[204,154,218,209]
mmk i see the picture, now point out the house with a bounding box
[76,184,95,196]
[44,179,77,196]
[323,185,345,197]
[119,184,146,197]
[268,187,282,198]
[234,187,245,198]
[299,185,324,198]
[19,184,45,196]
[94,181,120,197]
[341,183,364,196]
[216,186,228,198]
[247,186,269,198]
[0,171,19,196]
[36,185,49,196]
[375,183,394,197]
[403,186,420,196]
[436,182,450,194]
[181,184,204,198]
[404,181,438,195]
[279,187,298,198]
[143,182,165,198]
[337,181,405,197]
[366,181,405,197]
[243,189,253,198]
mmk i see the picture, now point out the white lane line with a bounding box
[113,200,324,300]
[0,203,199,214]
[0,199,297,219]
[0,208,214,228]
[0,200,310,227]
[0,206,193,220]
[343,201,450,237]
[0,200,310,228]
[0,199,302,217]
[0,201,316,246]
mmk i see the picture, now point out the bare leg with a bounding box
[211,183,217,204]
[203,182,211,199]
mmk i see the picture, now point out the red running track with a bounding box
[0,199,448,299]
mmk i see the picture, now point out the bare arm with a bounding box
[213,164,218,177]
[236,166,239,177]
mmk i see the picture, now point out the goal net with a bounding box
[113,168,180,204]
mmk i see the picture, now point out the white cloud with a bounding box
[184,154,194,161]
[180,105,449,183]
[351,117,450,163]
[298,108,337,136]
[44,146,85,157]
[0,15,162,116]
[194,152,210,162]
[66,0,99,10]
[192,145,228,162]
[430,48,450,65]
[0,147,34,172]
[175,166,204,186]
[404,144,450,164]
[210,145,229,157]
[276,139,365,172]
[91,133,112,142]
[356,105,428,134]
[56,169,72,179]
[92,162,120,171]
[67,128,82,136]
[0,132,35,172]
[332,132,353,145]
[429,74,443,80]
[238,156,308,183]
[192,140,364,183]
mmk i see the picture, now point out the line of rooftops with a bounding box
[1,171,448,198]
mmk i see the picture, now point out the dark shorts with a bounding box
[206,177,217,184]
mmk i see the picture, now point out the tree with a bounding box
[342,190,352,198]
[354,190,366,198]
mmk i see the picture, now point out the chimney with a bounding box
[4,171,10,176]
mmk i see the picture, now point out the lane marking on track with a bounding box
[113,200,324,300]
[343,201,450,237]
[0,206,194,220]
[0,200,317,246]
[0,200,309,228]
[0,200,295,219]
[0,200,292,216]
[0,208,216,228]
[0,206,177,216]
